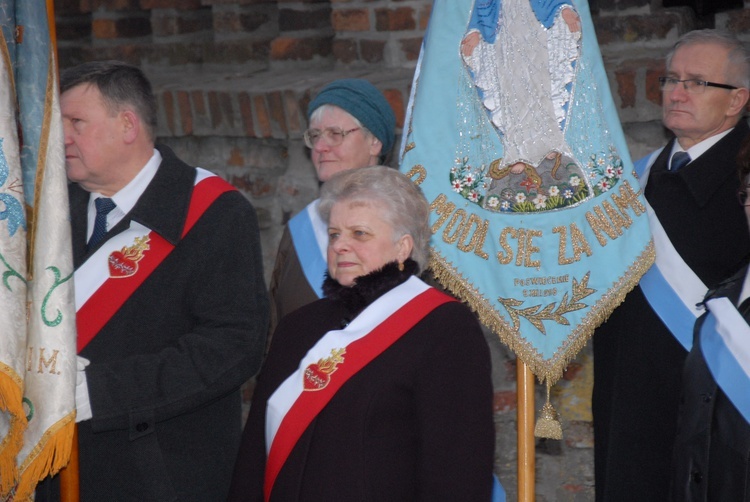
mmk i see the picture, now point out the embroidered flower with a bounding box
[548,185,560,197]
[569,175,581,187]
[501,200,511,211]
[468,190,480,203]
[563,188,574,199]
[452,179,463,192]
[532,194,547,209]
[598,179,611,192]
[486,195,501,209]
[515,192,527,204]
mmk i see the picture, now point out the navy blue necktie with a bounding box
[670,151,691,171]
[88,198,116,249]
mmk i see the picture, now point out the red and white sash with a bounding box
[263,276,454,501]
[74,168,235,352]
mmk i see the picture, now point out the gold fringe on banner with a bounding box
[14,414,75,501]
[0,366,26,496]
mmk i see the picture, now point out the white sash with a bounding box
[287,199,328,298]
[635,151,706,350]
[265,276,430,453]
[702,297,750,423]
[74,168,215,311]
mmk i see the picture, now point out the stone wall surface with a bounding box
[53,0,750,500]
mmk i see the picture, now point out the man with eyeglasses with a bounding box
[593,29,750,501]
[268,79,396,336]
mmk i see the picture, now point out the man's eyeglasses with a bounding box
[659,76,738,94]
[738,185,750,207]
[303,127,361,148]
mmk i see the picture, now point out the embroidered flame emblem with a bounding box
[303,348,346,392]
[108,236,150,278]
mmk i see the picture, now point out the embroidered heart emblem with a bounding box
[303,363,330,391]
[108,251,139,278]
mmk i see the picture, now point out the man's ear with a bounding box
[728,87,750,118]
[121,109,141,144]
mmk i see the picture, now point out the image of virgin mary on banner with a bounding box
[400,0,653,391]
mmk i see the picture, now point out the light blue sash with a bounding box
[634,152,706,350]
[701,297,750,424]
[287,200,327,299]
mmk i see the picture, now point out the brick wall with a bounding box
[52,1,750,500]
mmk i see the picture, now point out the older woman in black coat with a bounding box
[228,166,495,501]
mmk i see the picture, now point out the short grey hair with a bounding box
[666,29,750,89]
[318,166,431,272]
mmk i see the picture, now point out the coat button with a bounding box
[136,422,149,432]
[691,470,703,483]
[701,393,713,403]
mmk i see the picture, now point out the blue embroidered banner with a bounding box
[400,0,654,383]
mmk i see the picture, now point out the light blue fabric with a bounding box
[399,0,652,378]
[288,206,326,299]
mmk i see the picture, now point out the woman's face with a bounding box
[309,106,382,182]
[327,199,413,287]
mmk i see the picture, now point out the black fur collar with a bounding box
[322,259,418,324]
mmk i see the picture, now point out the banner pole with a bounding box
[45,1,79,501]
[517,359,535,502]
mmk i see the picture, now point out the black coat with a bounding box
[671,264,750,502]
[67,145,268,501]
[228,263,495,501]
[593,121,750,502]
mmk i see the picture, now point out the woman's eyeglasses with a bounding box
[303,127,361,148]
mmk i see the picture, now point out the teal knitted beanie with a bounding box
[307,79,396,156]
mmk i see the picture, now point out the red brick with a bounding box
[279,7,332,31]
[360,39,385,63]
[177,90,193,135]
[333,38,358,64]
[268,91,288,135]
[239,92,256,137]
[493,390,517,413]
[615,69,636,109]
[283,90,302,134]
[92,16,151,39]
[332,8,370,32]
[727,9,750,32]
[162,91,176,135]
[254,95,273,138]
[646,63,666,106]
[375,7,416,31]
[139,0,202,8]
[152,10,213,37]
[383,89,404,128]
[213,8,272,33]
[399,37,422,62]
[418,4,432,31]
[191,91,206,119]
[219,92,236,128]
[208,91,222,129]
[89,0,140,10]
[270,36,332,61]
[227,147,245,167]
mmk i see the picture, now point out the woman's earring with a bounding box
[398,262,404,272]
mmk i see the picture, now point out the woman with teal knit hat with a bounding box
[268,78,396,334]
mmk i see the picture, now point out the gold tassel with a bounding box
[534,381,562,440]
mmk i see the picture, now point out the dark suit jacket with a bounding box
[671,264,750,502]
[593,121,750,502]
[228,277,495,502]
[67,145,268,501]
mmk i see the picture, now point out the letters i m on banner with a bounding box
[400,0,654,424]
[0,1,77,500]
